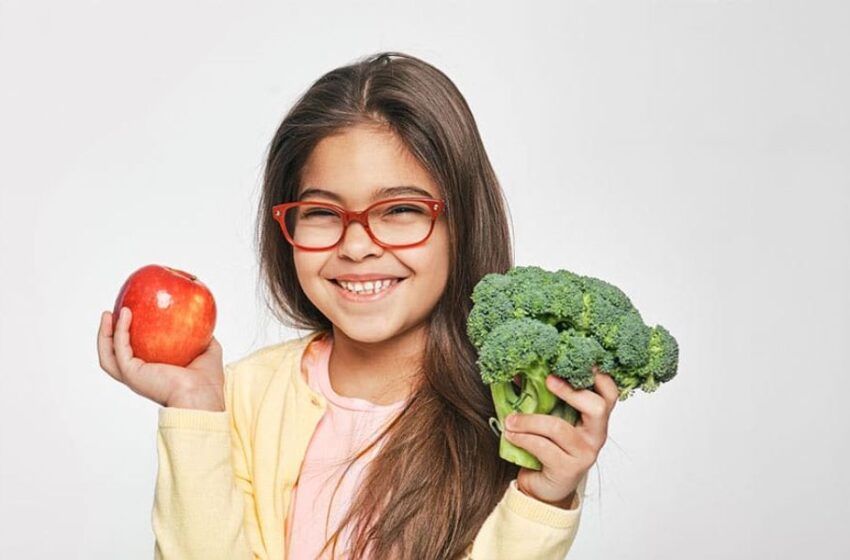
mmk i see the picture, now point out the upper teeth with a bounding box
[338,279,397,294]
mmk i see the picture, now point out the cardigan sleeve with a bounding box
[462,473,588,559]
[151,364,263,559]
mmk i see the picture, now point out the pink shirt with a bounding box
[284,334,407,559]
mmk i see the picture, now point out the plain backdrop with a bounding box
[1,1,848,558]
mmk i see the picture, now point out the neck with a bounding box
[327,324,426,405]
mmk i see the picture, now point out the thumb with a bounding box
[187,336,223,370]
[204,336,224,363]
[207,336,222,355]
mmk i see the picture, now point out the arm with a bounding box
[461,472,587,560]
[151,364,264,559]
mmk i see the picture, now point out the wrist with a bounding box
[547,491,577,510]
[166,389,225,412]
[517,484,576,510]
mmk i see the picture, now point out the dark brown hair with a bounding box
[256,51,518,559]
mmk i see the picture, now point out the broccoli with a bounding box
[468,266,679,470]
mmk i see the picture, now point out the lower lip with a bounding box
[331,279,404,302]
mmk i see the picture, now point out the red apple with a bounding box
[112,264,217,367]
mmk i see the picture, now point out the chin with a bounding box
[344,332,393,345]
[333,320,389,343]
[333,317,407,345]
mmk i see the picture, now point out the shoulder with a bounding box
[224,330,326,391]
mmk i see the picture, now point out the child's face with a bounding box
[294,124,450,345]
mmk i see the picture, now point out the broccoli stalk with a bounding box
[489,363,560,470]
[468,266,679,470]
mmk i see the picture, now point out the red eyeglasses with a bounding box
[272,197,446,251]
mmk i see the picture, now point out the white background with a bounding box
[1,1,848,558]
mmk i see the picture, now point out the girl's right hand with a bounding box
[97,306,226,411]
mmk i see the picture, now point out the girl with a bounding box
[97,51,618,559]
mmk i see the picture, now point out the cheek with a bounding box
[433,227,451,272]
[292,254,307,284]
[293,253,324,295]
[411,229,450,291]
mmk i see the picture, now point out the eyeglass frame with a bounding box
[271,197,447,251]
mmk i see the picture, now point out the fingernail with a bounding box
[506,413,517,429]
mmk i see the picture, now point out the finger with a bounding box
[97,311,122,381]
[112,307,144,378]
[187,336,222,369]
[503,428,579,471]
[506,412,593,461]
[546,375,609,420]
[206,336,223,358]
[591,366,619,410]
[546,375,610,445]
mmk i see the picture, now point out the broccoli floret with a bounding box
[478,318,560,386]
[577,275,637,345]
[553,329,607,390]
[640,324,680,387]
[503,266,556,323]
[607,325,680,399]
[466,273,516,349]
[547,270,585,328]
[468,265,680,470]
[611,311,652,369]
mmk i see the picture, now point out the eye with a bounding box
[302,207,339,218]
[385,204,426,215]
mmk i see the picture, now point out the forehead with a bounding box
[298,124,441,203]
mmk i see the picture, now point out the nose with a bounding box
[336,220,383,261]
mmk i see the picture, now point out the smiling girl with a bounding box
[97,51,617,559]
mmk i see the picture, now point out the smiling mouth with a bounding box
[332,278,404,296]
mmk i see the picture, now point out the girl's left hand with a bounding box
[503,366,619,508]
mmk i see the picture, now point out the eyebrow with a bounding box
[298,185,436,202]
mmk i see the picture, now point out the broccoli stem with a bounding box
[551,399,580,426]
[491,381,542,470]
[489,362,564,470]
[521,362,559,415]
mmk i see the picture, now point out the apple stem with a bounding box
[164,266,197,282]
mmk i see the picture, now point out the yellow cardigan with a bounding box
[152,331,587,559]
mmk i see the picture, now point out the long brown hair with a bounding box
[256,51,519,559]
